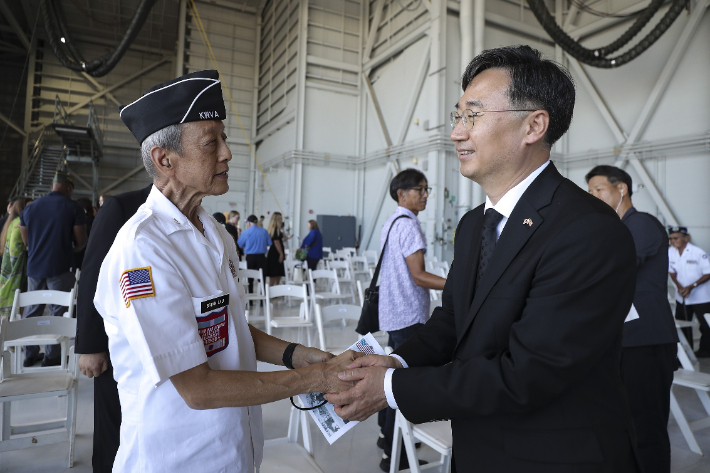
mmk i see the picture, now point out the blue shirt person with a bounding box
[300,220,323,271]
[237,216,272,255]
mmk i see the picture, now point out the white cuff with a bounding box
[389,353,408,368]
[384,368,398,409]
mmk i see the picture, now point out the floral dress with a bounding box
[0,217,28,318]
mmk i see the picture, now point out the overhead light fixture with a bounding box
[60,37,66,43]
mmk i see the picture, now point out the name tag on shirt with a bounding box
[201,294,229,313]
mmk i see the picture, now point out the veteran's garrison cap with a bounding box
[668,226,688,235]
[119,70,226,144]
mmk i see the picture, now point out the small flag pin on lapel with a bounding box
[523,218,533,227]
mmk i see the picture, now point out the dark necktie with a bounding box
[476,208,504,286]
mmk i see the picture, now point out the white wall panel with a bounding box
[300,166,358,238]
[303,88,358,154]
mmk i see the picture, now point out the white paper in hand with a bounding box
[297,332,386,444]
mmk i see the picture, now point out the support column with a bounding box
[295,0,309,150]
[175,0,187,78]
[248,14,262,215]
[427,0,447,259]
[457,0,473,217]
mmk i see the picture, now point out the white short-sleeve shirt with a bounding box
[95,186,262,473]
[378,206,429,332]
[669,242,710,304]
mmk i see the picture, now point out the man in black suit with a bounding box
[327,45,640,472]
[75,184,152,473]
[587,165,678,473]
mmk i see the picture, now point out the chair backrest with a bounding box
[308,269,341,294]
[356,280,364,307]
[327,260,352,278]
[342,247,356,257]
[238,260,248,269]
[350,256,369,271]
[363,250,377,263]
[268,284,308,301]
[319,304,362,324]
[322,247,332,259]
[1,315,77,344]
[10,288,75,321]
[284,259,305,284]
[238,268,265,295]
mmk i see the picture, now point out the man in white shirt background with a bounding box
[668,226,710,357]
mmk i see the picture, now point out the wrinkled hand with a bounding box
[346,354,402,370]
[292,345,334,369]
[316,350,365,394]
[324,365,390,422]
[78,352,109,378]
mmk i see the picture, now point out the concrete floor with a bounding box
[2,316,710,472]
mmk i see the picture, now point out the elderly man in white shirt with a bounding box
[95,70,357,472]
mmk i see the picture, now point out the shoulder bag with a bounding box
[356,215,410,335]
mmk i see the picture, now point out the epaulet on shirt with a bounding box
[122,207,155,241]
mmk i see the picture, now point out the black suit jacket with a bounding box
[75,185,152,354]
[393,164,639,472]
[621,207,678,347]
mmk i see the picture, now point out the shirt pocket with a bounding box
[192,292,231,357]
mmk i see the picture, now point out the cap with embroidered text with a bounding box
[667,226,688,235]
[119,70,226,144]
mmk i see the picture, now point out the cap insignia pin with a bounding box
[523,218,533,227]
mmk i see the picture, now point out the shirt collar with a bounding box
[484,160,550,218]
[145,185,212,237]
[395,206,420,223]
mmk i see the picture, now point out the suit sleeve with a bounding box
[75,197,126,354]
[392,213,636,422]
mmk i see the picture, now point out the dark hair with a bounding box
[461,45,575,148]
[585,165,633,197]
[212,212,226,224]
[246,214,258,223]
[389,168,427,202]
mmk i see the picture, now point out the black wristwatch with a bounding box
[282,343,300,369]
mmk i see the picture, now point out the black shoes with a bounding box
[41,356,61,367]
[23,353,44,367]
[377,433,385,449]
[379,453,428,472]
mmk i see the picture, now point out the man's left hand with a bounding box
[291,345,334,369]
[324,365,389,422]
[679,286,692,298]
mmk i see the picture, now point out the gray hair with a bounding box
[140,124,183,179]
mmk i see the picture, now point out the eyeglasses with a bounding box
[407,186,433,196]
[450,109,537,130]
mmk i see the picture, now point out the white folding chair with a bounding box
[284,259,306,285]
[6,288,76,373]
[313,303,362,353]
[429,260,450,274]
[308,269,350,315]
[341,247,356,258]
[266,284,312,344]
[327,260,356,303]
[676,319,699,366]
[356,280,365,307]
[0,316,79,467]
[363,250,378,269]
[322,247,333,261]
[238,260,248,270]
[350,256,371,283]
[430,298,443,316]
[261,404,324,473]
[238,268,267,324]
[670,326,710,456]
[390,409,452,473]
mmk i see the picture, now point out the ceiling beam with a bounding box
[363,22,429,73]
[100,164,146,195]
[364,0,386,61]
[0,0,30,50]
[363,74,393,147]
[0,111,27,136]
[66,57,170,116]
[568,0,653,40]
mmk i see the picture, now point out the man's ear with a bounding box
[151,146,174,179]
[396,188,405,205]
[617,182,629,197]
[522,110,549,146]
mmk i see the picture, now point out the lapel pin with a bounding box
[523,218,533,227]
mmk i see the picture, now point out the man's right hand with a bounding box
[346,354,403,370]
[317,350,365,393]
[78,352,109,378]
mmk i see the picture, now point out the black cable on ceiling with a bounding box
[527,0,688,68]
[40,0,158,77]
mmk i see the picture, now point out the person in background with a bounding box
[375,168,447,471]
[238,214,272,292]
[258,215,265,227]
[0,197,29,318]
[668,226,710,357]
[300,220,323,271]
[0,199,16,230]
[20,171,87,367]
[212,212,227,225]
[226,210,242,259]
[587,165,678,473]
[266,212,285,286]
[98,194,111,208]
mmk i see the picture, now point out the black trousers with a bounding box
[620,343,677,473]
[92,362,121,473]
[246,254,267,293]
[675,300,710,352]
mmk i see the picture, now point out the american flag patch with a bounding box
[119,267,156,307]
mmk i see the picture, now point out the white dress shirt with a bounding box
[383,161,550,409]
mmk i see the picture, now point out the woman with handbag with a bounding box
[265,212,286,286]
[299,220,323,271]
